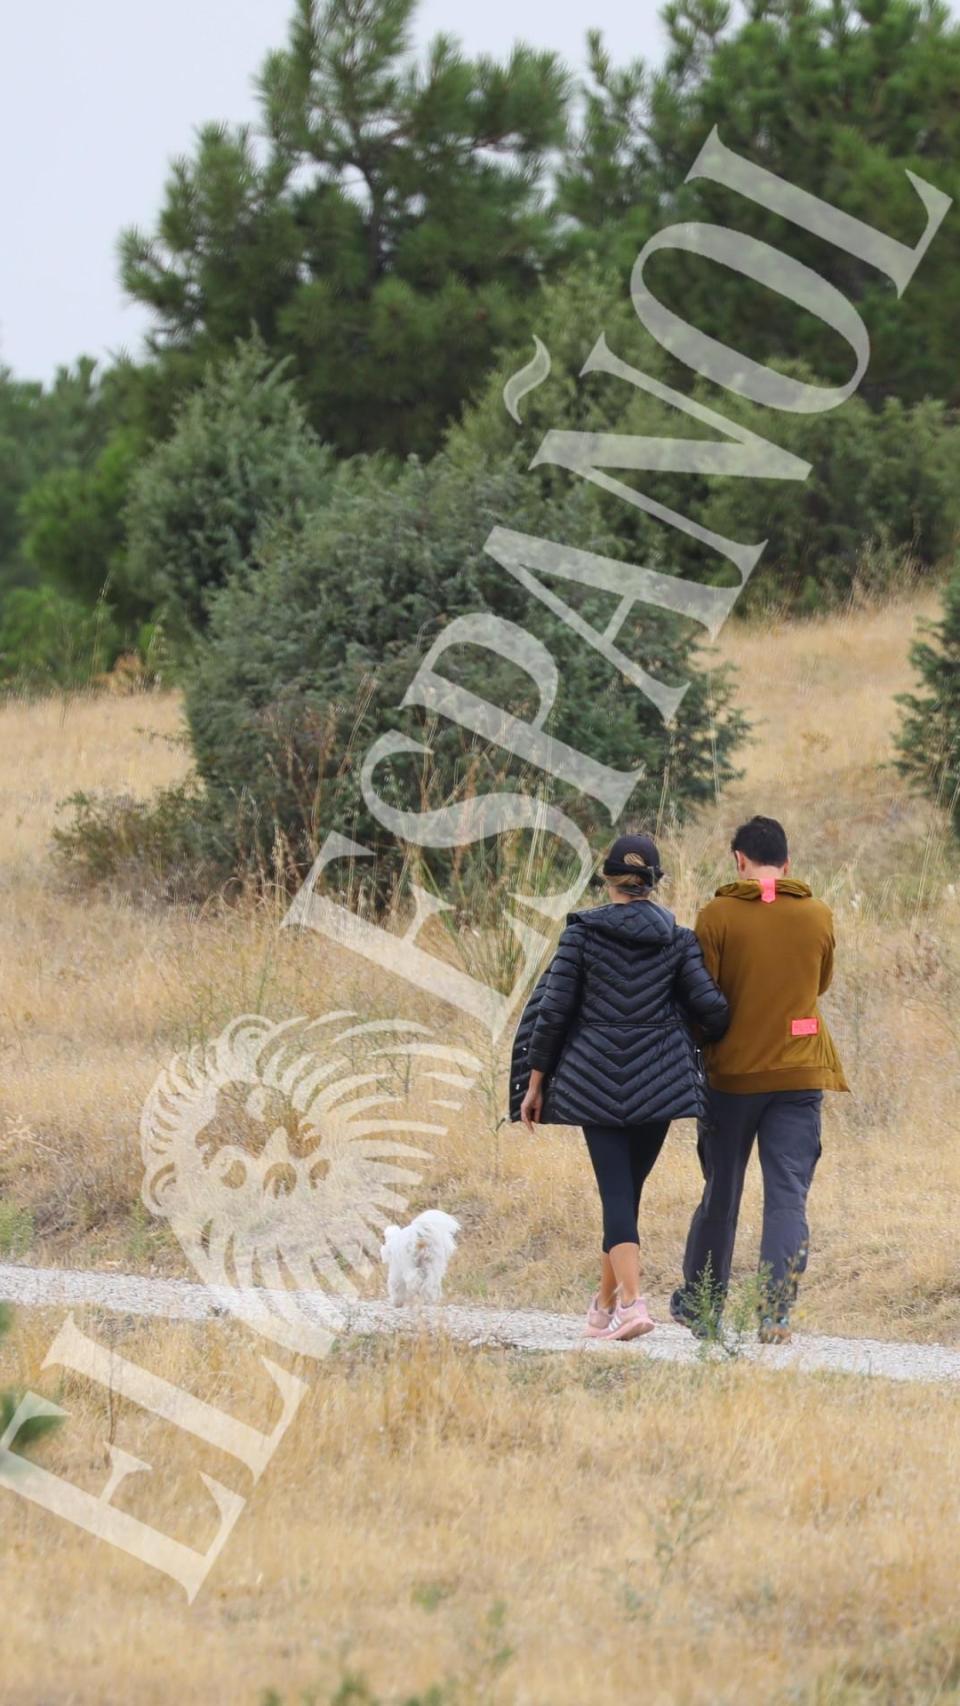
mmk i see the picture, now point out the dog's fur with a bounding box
[380,1209,461,1305]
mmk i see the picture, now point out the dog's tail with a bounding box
[412,1210,459,1231]
[411,1209,460,1254]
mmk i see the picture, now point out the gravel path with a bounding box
[3,1261,960,1385]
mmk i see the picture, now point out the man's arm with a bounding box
[819,916,836,994]
[694,905,722,986]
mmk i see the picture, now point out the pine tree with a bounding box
[556,0,960,409]
[896,574,960,833]
[120,0,569,459]
[121,340,333,642]
[20,429,146,616]
[0,359,116,597]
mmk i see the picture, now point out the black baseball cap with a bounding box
[601,833,664,884]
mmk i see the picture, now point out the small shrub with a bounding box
[126,1200,158,1266]
[91,622,169,694]
[0,1201,34,1258]
[259,1677,453,1706]
[256,1602,510,1705]
[51,784,226,904]
[686,1263,766,1362]
[0,584,120,690]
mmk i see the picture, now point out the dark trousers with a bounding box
[682,1089,823,1311]
[582,1121,670,1252]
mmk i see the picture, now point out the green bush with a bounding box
[452,268,960,615]
[0,355,122,601]
[20,427,146,616]
[121,339,334,645]
[183,448,746,905]
[896,569,960,834]
[699,394,960,613]
[0,584,120,689]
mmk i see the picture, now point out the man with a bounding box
[671,816,848,1343]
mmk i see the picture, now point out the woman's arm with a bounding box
[526,922,585,1075]
[674,929,729,1040]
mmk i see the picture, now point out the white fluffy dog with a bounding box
[380,1209,461,1305]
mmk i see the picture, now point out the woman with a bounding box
[511,833,729,1341]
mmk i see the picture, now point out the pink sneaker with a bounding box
[601,1296,655,1341]
[583,1293,616,1338]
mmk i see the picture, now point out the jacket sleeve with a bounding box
[694,905,722,984]
[818,907,836,994]
[674,927,729,1040]
[527,922,585,1073]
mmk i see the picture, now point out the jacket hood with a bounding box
[568,898,676,945]
[715,879,812,902]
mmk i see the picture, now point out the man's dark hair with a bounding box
[731,815,789,866]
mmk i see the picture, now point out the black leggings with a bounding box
[582,1121,670,1252]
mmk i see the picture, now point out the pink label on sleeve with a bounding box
[760,878,777,903]
[791,1017,819,1037]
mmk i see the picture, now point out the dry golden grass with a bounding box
[3,595,960,1706]
[2,1312,960,1706]
[0,689,187,870]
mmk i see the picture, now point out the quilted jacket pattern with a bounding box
[508,900,729,1127]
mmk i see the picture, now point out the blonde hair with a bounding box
[605,869,652,897]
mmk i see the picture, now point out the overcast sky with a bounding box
[0,0,668,384]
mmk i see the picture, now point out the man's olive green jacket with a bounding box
[695,878,848,1095]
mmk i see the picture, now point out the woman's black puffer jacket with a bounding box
[509,899,729,1126]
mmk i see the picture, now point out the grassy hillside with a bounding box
[2,591,957,1339]
[3,592,960,1705]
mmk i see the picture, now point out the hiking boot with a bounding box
[758,1313,792,1345]
[669,1287,716,1340]
[601,1296,655,1341]
[582,1292,616,1338]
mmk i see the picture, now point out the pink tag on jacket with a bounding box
[760,878,777,903]
[791,1017,819,1037]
